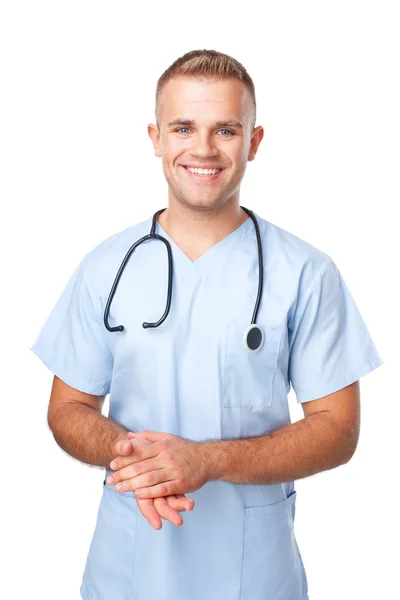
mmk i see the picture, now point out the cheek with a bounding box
[165,138,188,159]
[237,153,250,171]
[162,153,181,174]
[161,154,175,174]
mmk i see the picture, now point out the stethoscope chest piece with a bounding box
[243,324,264,352]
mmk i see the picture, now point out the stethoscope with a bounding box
[103,206,264,352]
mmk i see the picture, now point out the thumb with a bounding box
[114,439,133,455]
[128,430,163,443]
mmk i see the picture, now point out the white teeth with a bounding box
[186,167,221,175]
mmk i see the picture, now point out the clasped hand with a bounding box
[108,431,210,530]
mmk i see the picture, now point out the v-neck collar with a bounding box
[149,210,254,275]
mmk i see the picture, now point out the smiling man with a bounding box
[31,49,383,600]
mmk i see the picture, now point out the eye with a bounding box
[218,129,235,136]
[175,127,235,136]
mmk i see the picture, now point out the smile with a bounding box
[182,166,224,181]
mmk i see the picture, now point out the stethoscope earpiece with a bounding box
[243,324,264,352]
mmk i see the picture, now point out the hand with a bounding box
[113,436,194,530]
[108,430,210,499]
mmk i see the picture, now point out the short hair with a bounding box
[155,49,256,130]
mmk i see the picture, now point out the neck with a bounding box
[157,201,249,246]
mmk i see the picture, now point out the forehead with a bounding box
[160,76,252,122]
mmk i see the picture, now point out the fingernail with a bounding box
[110,461,117,470]
[107,476,114,485]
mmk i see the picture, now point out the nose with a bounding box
[190,132,219,159]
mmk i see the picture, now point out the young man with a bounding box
[32,49,383,600]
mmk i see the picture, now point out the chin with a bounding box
[184,198,223,211]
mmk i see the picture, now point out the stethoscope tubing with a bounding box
[104,206,263,349]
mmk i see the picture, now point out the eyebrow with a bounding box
[167,118,243,129]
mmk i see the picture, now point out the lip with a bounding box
[180,165,224,182]
[183,165,224,170]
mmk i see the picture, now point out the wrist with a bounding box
[198,440,224,482]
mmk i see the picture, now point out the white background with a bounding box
[1,1,398,598]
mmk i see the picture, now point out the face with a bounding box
[148,76,264,213]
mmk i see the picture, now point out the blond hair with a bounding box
[155,49,256,129]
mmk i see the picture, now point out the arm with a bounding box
[202,381,360,485]
[47,376,194,529]
[47,375,129,468]
[108,381,361,499]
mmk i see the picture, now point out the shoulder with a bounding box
[254,212,334,292]
[78,216,152,292]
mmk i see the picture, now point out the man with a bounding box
[31,49,383,600]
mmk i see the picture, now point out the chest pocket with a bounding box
[223,322,282,408]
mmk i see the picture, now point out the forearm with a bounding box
[48,403,129,468]
[202,412,356,485]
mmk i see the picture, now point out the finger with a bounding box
[134,481,177,499]
[109,440,160,472]
[129,430,164,443]
[135,496,184,529]
[127,431,147,440]
[108,456,161,486]
[114,439,134,456]
[114,468,169,493]
[127,434,152,446]
[111,435,152,469]
[153,497,183,527]
[135,497,162,530]
[165,495,194,512]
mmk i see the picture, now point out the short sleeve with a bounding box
[288,256,383,403]
[31,255,113,395]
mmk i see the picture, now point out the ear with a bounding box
[147,123,162,158]
[248,125,264,161]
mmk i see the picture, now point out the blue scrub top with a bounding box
[31,211,383,600]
